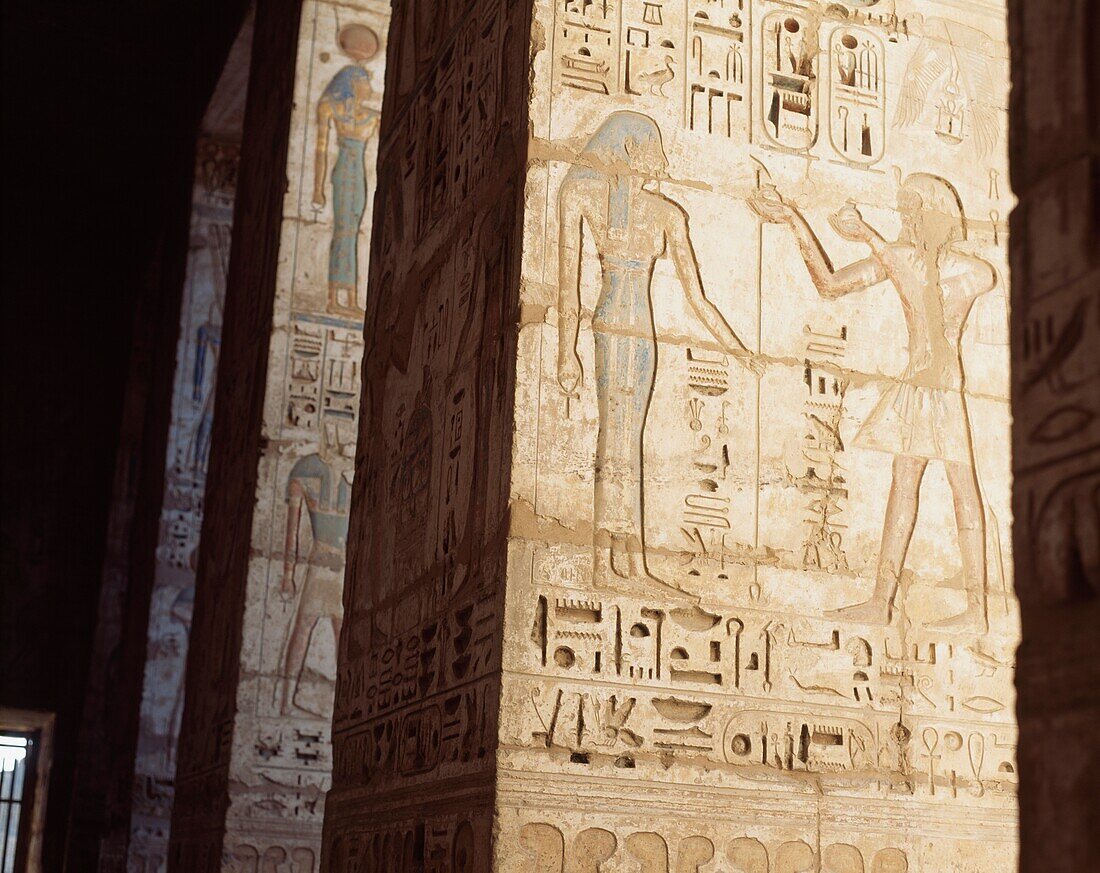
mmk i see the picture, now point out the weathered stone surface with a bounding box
[327,0,1020,869]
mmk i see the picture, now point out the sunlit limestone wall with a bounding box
[169,1,390,869]
[497,0,1018,870]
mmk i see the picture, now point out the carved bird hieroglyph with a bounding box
[638,55,676,96]
[894,17,1003,159]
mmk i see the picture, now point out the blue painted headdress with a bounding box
[323,65,371,103]
[565,111,667,231]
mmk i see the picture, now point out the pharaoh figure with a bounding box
[750,174,997,632]
[277,413,355,714]
[313,24,381,316]
[557,111,756,599]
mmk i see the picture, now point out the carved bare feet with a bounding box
[928,595,988,634]
[595,534,699,603]
[824,595,893,626]
[328,289,364,318]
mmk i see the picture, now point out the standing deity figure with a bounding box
[750,174,997,632]
[313,24,381,316]
[189,294,222,474]
[557,111,756,599]
[278,417,355,713]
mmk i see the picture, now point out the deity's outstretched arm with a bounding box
[313,100,335,206]
[556,180,584,391]
[666,203,751,358]
[282,479,305,594]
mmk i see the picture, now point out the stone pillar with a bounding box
[125,131,242,873]
[169,1,390,869]
[1007,1,1100,870]
[327,0,1020,869]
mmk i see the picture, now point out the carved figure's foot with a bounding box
[825,595,892,625]
[328,289,364,318]
[595,536,699,603]
[928,600,988,634]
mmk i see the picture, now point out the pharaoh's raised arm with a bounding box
[748,189,886,300]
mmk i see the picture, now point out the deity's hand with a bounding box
[557,350,582,396]
[312,191,326,210]
[740,352,766,378]
[829,203,873,242]
[747,186,793,223]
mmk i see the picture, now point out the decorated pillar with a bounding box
[326,0,1021,870]
[169,1,390,869]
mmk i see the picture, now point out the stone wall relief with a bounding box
[128,141,236,868]
[325,813,491,873]
[549,1,957,170]
[556,110,759,603]
[749,172,1000,633]
[510,588,1017,795]
[892,17,1004,161]
[516,822,912,873]
[311,21,382,316]
[509,0,1016,861]
[760,8,819,152]
[827,26,885,165]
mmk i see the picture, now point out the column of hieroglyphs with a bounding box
[319,0,533,866]
[502,0,1018,869]
[1006,1,1100,871]
[125,133,240,872]
[168,1,391,869]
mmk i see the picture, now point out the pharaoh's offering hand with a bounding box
[558,350,583,395]
[829,203,872,242]
[747,185,792,223]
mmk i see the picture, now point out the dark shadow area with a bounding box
[1,3,248,867]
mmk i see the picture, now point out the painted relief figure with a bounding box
[557,111,756,599]
[313,24,381,316]
[188,296,222,473]
[750,174,997,632]
[277,417,355,713]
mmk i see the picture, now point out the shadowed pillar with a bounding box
[1008,1,1100,870]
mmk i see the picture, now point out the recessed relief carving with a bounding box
[750,173,1000,632]
[761,10,820,151]
[317,0,1018,867]
[556,111,757,601]
[277,410,356,716]
[313,23,381,315]
[894,18,1003,159]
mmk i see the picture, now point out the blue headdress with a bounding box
[565,111,666,231]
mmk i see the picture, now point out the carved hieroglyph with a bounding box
[503,0,1016,868]
[326,0,1018,870]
